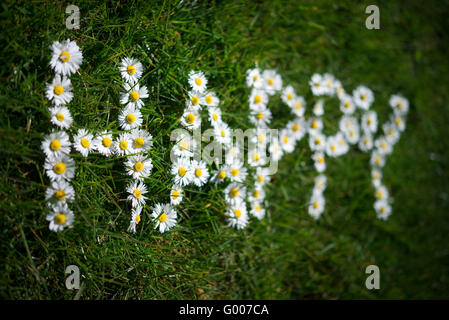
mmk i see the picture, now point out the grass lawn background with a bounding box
[1,0,448,299]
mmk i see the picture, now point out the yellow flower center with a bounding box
[254,95,262,104]
[313,202,319,209]
[327,81,332,88]
[296,102,302,110]
[55,189,66,200]
[54,213,66,225]
[102,137,112,147]
[361,94,366,101]
[253,75,258,81]
[217,171,226,179]
[311,121,318,129]
[195,78,202,86]
[397,102,403,109]
[234,209,242,219]
[179,141,189,150]
[178,167,186,177]
[376,156,381,164]
[134,161,144,172]
[253,190,260,198]
[221,130,226,137]
[268,78,274,85]
[292,124,299,132]
[318,156,324,163]
[283,136,289,144]
[367,119,372,125]
[315,83,320,88]
[186,113,195,124]
[126,113,136,124]
[364,137,369,144]
[315,138,321,145]
[195,168,202,177]
[80,138,90,148]
[133,189,142,199]
[257,175,264,183]
[172,190,180,200]
[349,131,355,137]
[230,168,239,177]
[331,145,336,151]
[129,91,139,102]
[119,140,128,150]
[344,102,350,108]
[229,187,239,198]
[258,134,265,142]
[376,191,383,199]
[56,113,64,121]
[127,65,136,75]
[191,96,199,105]
[287,93,293,100]
[134,137,145,148]
[212,113,218,121]
[59,51,71,62]
[373,172,380,179]
[205,96,213,104]
[255,205,261,211]
[256,112,264,119]
[380,207,386,214]
[253,153,260,161]
[136,215,141,224]
[50,139,61,151]
[53,85,64,95]
[159,213,167,222]
[388,129,393,136]
[53,162,66,175]
[395,117,401,126]
[337,87,343,94]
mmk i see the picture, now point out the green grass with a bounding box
[1,0,449,299]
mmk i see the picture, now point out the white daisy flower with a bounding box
[118,105,143,131]
[186,90,205,110]
[41,131,71,158]
[391,114,406,132]
[269,138,283,162]
[151,203,177,233]
[170,184,184,206]
[126,180,148,208]
[128,206,142,234]
[279,129,295,153]
[371,168,382,188]
[309,132,327,152]
[308,117,323,136]
[313,99,325,116]
[309,73,325,96]
[250,127,270,147]
[262,69,282,95]
[45,180,75,203]
[334,80,345,98]
[281,85,296,107]
[46,202,75,232]
[246,68,263,88]
[172,133,197,159]
[208,106,222,126]
[210,165,230,183]
[49,39,83,76]
[228,160,248,183]
[323,73,336,96]
[249,88,269,110]
[370,150,386,168]
[344,125,360,145]
[119,57,143,84]
[190,160,210,187]
[291,96,306,117]
[249,104,272,127]
[49,105,73,129]
[339,115,358,134]
[308,193,325,220]
[114,132,134,156]
[353,85,374,110]
[375,137,393,155]
[389,94,409,115]
[313,174,327,195]
[336,132,349,155]
[312,152,326,173]
[125,154,153,181]
[93,131,114,157]
[359,133,374,152]
[325,135,340,158]
[73,128,94,157]
[120,83,149,108]
[188,70,207,93]
[180,107,201,130]
[248,148,268,167]
[226,199,249,230]
[249,201,266,220]
[44,154,75,182]
[361,111,378,134]
[171,157,193,186]
[224,182,246,205]
[375,184,389,201]
[46,75,73,106]
[200,91,219,107]
[383,122,400,145]
[225,144,242,164]
[255,167,271,186]
[249,186,265,203]
[339,94,356,114]
[374,199,392,220]
[287,118,307,141]
[130,128,153,153]
[214,122,232,145]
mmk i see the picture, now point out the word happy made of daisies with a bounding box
[41,39,409,234]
